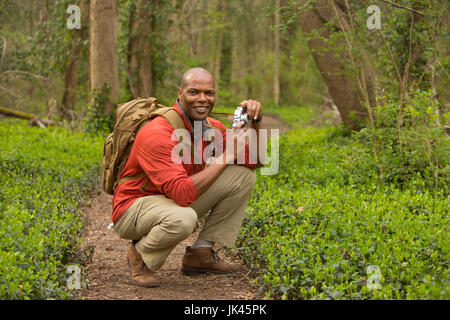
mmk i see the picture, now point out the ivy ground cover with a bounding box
[0,119,102,299]
[236,110,449,300]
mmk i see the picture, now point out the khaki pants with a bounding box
[113,165,256,272]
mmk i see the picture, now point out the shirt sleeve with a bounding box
[135,124,199,207]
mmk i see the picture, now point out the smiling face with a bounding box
[178,68,216,122]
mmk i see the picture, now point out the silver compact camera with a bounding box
[232,105,249,128]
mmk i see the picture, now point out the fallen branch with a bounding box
[0,105,37,120]
[0,105,54,127]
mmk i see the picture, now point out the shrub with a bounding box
[355,90,449,192]
[84,86,115,137]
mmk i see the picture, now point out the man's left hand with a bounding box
[239,99,262,128]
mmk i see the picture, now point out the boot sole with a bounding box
[130,280,160,288]
[181,267,234,276]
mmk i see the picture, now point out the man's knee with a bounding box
[245,167,257,188]
[229,165,256,192]
[166,207,197,239]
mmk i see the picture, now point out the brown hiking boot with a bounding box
[127,244,160,287]
[181,246,238,275]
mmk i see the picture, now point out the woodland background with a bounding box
[0,0,449,300]
[0,0,446,130]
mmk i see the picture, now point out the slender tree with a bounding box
[213,1,225,91]
[274,0,280,107]
[61,0,89,119]
[219,11,233,90]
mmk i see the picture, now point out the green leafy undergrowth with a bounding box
[0,119,102,299]
[236,125,449,300]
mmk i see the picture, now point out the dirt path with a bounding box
[79,115,287,300]
[80,189,255,300]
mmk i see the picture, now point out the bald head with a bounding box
[177,67,216,122]
[180,67,215,89]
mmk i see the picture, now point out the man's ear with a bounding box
[177,87,182,100]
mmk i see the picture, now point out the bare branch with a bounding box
[378,0,424,16]
[0,70,49,81]
[0,85,22,99]
[0,70,50,93]
[0,70,50,103]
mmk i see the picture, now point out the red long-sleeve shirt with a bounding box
[112,101,259,224]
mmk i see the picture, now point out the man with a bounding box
[112,67,263,287]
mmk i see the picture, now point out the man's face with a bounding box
[178,75,216,122]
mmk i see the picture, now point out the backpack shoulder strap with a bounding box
[160,108,185,131]
[117,108,186,187]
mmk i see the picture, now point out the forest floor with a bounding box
[79,115,287,300]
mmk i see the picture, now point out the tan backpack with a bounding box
[101,97,185,195]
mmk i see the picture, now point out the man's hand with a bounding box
[224,128,248,164]
[239,99,262,128]
[237,99,264,167]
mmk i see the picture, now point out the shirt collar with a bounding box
[176,99,210,136]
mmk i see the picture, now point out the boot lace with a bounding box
[211,249,225,264]
[140,261,153,274]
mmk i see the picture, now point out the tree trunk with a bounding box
[127,0,153,99]
[220,27,232,89]
[231,26,240,96]
[244,0,254,98]
[186,1,198,58]
[298,0,376,130]
[214,30,223,90]
[61,0,89,119]
[89,0,119,113]
[274,0,280,107]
